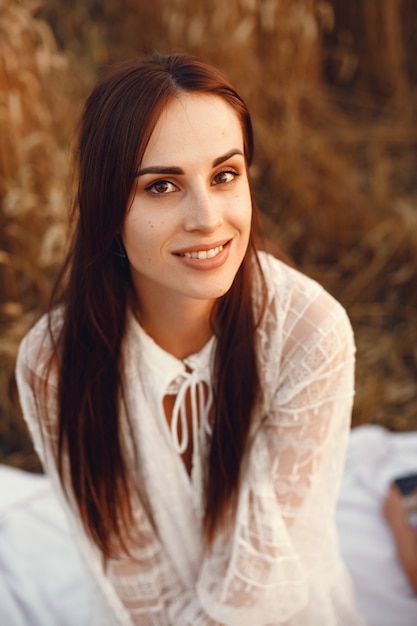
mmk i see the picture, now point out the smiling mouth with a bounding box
[179,245,224,260]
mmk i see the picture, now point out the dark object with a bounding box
[394,473,417,496]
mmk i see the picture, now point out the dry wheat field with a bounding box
[1,0,417,472]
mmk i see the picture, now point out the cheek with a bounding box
[123,215,146,258]
[124,216,168,263]
[238,190,253,232]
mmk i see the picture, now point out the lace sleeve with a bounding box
[15,316,60,474]
[266,285,355,525]
[197,285,359,625]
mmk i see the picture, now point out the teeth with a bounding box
[183,245,223,259]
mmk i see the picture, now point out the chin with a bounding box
[190,281,235,301]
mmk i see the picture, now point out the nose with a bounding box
[183,186,223,233]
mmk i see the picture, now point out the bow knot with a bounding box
[168,369,213,517]
[170,369,212,454]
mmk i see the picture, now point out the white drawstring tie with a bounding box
[169,369,213,517]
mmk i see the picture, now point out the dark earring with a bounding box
[116,235,127,258]
[112,235,127,262]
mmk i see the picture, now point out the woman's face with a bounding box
[122,93,252,313]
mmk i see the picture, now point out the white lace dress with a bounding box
[15,252,367,625]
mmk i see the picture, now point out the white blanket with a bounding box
[1,425,416,625]
[336,425,417,626]
[0,467,88,626]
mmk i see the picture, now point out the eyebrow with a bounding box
[135,148,244,177]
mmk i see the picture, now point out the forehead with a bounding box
[141,93,244,166]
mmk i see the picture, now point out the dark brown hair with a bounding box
[49,53,267,555]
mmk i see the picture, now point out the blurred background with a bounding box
[1,0,416,472]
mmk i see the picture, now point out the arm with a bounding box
[266,288,355,530]
[197,286,360,625]
[383,484,417,593]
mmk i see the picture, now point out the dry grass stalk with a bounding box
[1,0,417,470]
[0,0,84,469]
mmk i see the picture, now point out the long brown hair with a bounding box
[49,53,267,556]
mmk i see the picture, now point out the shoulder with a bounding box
[254,252,355,382]
[251,254,356,422]
[16,308,64,387]
[256,251,325,305]
[256,251,353,336]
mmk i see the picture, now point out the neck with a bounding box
[134,293,216,360]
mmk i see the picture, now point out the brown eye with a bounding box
[212,170,238,185]
[146,180,177,194]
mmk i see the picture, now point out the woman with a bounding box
[16,53,365,625]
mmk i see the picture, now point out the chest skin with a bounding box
[163,393,193,475]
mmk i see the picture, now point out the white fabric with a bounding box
[1,426,417,625]
[336,425,417,626]
[0,465,88,626]
[14,252,365,625]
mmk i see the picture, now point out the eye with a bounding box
[145,180,178,195]
[212,169,239,186]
